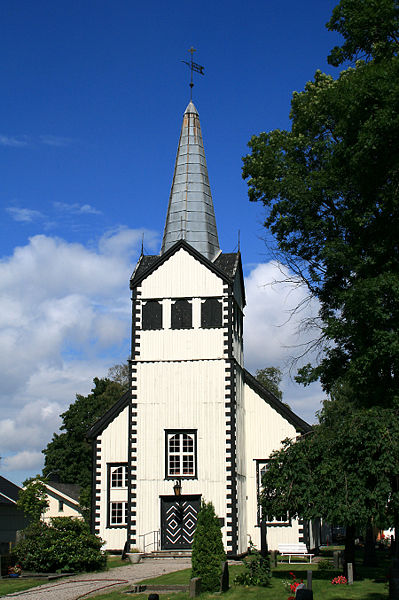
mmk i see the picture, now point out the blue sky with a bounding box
[1,0,342,485]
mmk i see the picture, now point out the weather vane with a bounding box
[182,47,204,100]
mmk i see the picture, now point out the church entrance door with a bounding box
[160,495,201,550]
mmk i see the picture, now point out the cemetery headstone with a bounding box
[306,570,312,590]
[347,562,354,585]
[189,577,201,598]
[220,561,229,592]
[296,588,314,599]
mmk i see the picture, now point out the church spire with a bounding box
[160,101,220,261]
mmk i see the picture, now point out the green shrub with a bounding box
[317,558,335,571]
[191,501,226,592]
[12,517,106,573]
[234,543,271,587]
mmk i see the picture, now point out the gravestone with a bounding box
[296,588,314,599]
[189,577,201,598]
[148,595,159,600]
[333,550,343,569]
[220,561,229,592]
[307,570,312,590]
[270,550,277,567]
[347,562,354,585]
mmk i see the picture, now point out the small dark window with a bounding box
[142,300,162,330]
[58,500,64,512]
[171,299,192,329]
[201,298,222,328]
[233,302,243,337]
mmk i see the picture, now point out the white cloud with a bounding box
[0,135,29,147]
[6,207,43,222]
[53,201,102,215]
[0,228,158,484]
[3,451,44,473]
[243,261,323,424]
[40,135,75,147]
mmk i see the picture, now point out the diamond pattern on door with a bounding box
[161,496,201,549]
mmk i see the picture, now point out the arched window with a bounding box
[142,300,163,330]
[110,465,127,488]
[166,431,196,478]
[171,299,192,329]
[201,298,222,328]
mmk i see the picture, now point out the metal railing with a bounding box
[139,529,160,553]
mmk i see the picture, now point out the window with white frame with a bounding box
[110,501,127,525]
[256,460,290,525]
[110,465,127,488]
[166,431,197,478]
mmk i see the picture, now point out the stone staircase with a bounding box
[143,549,192,559]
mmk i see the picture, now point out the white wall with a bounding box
[244,382,301,551]
[98,405,129,550]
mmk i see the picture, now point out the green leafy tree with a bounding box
[191,501,226,592]
[242,2,399,409]
[255,367,283,400]
[326,0,399,66]
[12,517,106,573]
[42,376,126,515]
[107,362,129,389]
[17,478,49,523]
[261,399,399,575]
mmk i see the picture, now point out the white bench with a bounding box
[278,543,314,564]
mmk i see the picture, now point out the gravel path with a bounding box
[1,558,192,600]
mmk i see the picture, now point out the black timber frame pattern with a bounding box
[130,240,245,307]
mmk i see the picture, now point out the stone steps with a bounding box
[143,550,192,559]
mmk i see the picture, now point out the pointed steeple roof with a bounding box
[160,101,220,261]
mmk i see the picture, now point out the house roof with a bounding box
[130,239,242,292]
[243,369,311,434]
[86,390,130,439]
[161,101,220,261]
[46,482,81,503]
[0,475,21,505]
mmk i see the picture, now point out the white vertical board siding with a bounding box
[98,406,129,550]
[140,248,224,299]
[139,329,225,361]
[244,382,301,551]
[136,359,229,549]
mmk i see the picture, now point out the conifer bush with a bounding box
[191,500,226,592]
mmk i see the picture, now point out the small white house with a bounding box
[42,482,83,522]
[88,100,313,555]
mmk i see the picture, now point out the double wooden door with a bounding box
[160,495,201,549]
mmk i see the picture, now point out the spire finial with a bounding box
[182,47,204,101]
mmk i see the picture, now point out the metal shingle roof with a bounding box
[161,102,220,261]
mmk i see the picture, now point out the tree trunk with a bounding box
[344,524,356,580]
[363,522,377,567]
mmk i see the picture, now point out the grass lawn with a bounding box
[85,553,390,600]
[0,577,47,595]
[107,555,129,569]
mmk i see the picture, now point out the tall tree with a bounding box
[255,367,283,400]
[261,400,399,575]
[42,375,126,511]
[242,1,399,407]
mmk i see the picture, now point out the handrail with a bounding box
[139,529,160,553]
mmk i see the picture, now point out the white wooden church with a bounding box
[87,100,314,556]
